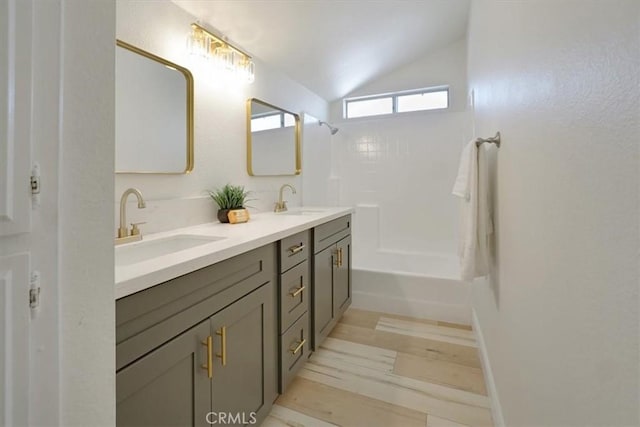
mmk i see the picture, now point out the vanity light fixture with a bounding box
[187,22,255,83]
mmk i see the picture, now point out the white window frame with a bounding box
[343,85,450,119]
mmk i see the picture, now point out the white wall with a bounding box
[301,113,338,207]
[329,39,468,120]
[329,40,470,266]
[59,0,116,425]
[467,1,639,425]
[115,0,329,234]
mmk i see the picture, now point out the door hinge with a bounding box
[31,162,41,208]
[30,174,40,194]
[30,271,41,309]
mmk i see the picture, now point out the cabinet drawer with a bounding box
[279,230,310,273]
[116,243,276,371]
[279,260,310,333]
[313,215,351,253]
[280,312,309,392]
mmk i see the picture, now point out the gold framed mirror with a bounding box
[115,40,194,174]
[247,98,301,176]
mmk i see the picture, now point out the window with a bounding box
[397,90,448,112]
[346,97,393,118]
[344,86,449,119]
[251,112,296,132]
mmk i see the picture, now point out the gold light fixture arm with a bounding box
[190,23,252,60]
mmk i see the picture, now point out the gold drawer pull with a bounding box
[289,285,306,297]
[201,336,213,378]
[289,338,306,355]
[216,326,227,366]
[288,244,305,255]
[338,247,343,267]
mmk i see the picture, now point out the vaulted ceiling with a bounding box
[173,0,470,102]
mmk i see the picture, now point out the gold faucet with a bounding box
[115,188,146,245]
[274,184,296,212]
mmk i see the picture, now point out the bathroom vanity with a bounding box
[114,209,352,426]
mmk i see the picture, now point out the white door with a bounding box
[0,0,33,425]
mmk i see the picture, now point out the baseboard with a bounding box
[472,308,505,427]
[351,290,471,325]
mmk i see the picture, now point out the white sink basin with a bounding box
[116,234,226,266]
[282,209,326,216]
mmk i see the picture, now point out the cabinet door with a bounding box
[313,244,336,350]
[280,312,310,392]
[334,236,351,318]
[279,260,310,333]
[116,320,211,427]
[210,282,276,426]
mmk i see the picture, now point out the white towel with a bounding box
[452,139,493,281]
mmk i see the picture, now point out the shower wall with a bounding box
[311,39,472,322]
[336,111,470,261]
[327,39,470,266]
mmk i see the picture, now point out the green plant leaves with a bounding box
[207,184,252,209]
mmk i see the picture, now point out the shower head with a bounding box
[318,120,339,135]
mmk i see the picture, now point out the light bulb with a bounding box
[186,28,209,58]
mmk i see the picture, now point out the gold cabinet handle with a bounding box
[289,285,305,297]
[338,247,343,268]
[289,338,306,355]
[333,249,340,266]
[288,243,305,255]
[216,326,227,366]
[201,336,213,378]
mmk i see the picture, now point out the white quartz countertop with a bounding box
[115,207,354,299]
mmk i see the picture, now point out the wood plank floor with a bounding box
[265,308,493,427]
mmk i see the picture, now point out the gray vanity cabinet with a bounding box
[277,230,311,393]
[115,214,353,425]
[334,236,352,315]
[312,215,352,350]
[116,320,211,427]
[313,245,336,347]
[210,282,275,424]
[116,244,277,427]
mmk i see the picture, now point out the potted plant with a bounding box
[207,184,251,223]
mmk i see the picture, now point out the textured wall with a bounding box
[115,0,329,233]
[59,0,116,425]
[467,0,640,425]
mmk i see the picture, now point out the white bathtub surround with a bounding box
[452,140,494,281]
[350,204,472,324]
[325,70,473,324]
[115,207,353,298]
[352,267,471,325]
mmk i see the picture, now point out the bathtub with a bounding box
[351,250,472,325]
